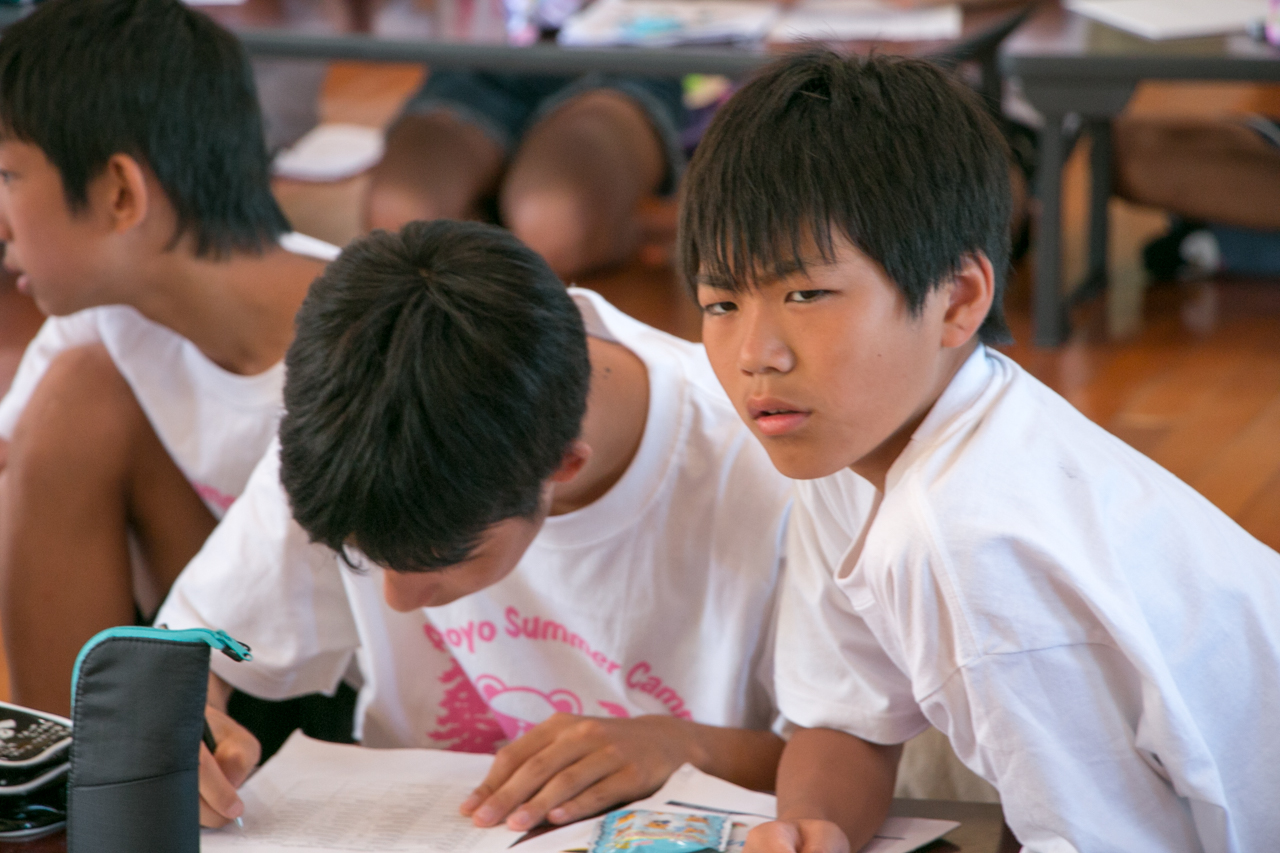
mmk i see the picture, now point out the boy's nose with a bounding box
[737,308,794,375]
[381,569,437,612]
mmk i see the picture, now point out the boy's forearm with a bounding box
[680,720,786,792]
[777,728,900,852]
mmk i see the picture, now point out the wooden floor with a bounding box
[0,66,1275,704]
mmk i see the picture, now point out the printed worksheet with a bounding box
[201,733,523,853]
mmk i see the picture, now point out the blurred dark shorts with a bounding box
[400,69,687,195]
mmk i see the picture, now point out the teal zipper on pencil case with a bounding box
[69,626,252,712]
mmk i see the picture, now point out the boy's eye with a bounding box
[786,289,830,304]
[700,300,737,317]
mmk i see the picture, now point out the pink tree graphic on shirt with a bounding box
[428,660,635,752]
[428,658,508,754]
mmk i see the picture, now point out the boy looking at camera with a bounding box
[0,0,336,714]
[682,52,1280,852]
[157,220,791,828]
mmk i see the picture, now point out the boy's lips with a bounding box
[747,397,811,437]
[3,259,28,295]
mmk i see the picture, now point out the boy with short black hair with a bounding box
[0,0,336,714]
[159,220,791,828]
[683,51,1280,852]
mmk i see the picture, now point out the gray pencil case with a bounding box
[67,626,251,853]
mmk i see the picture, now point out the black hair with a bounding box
[279,220,591,573]
[679,51,1013,344]
[0,0,289,258]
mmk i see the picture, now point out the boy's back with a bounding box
[778,345,1280,850]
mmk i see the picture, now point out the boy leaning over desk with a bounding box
[157,221,791,829]
[683,51,1280,853]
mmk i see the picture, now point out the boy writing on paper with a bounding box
[0,0,338,715]
[681,51,1280,852]
[157,220,791,828]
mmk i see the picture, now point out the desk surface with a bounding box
[196,0,1029,75]
[1002,0,1280,83]
[0,0,1032,79]
[0,799,1014,853]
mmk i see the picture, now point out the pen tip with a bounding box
[235,817,245,830]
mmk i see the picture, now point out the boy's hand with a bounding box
[745,820,850,853]
[460,713,704,830]
[198,704,261,828]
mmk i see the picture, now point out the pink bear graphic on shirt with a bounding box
[428,659,637,751]
[475,675,585,740]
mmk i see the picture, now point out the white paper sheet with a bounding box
[769,1,961,42]
[510,765,959,853]
[558,0,780,47]
[201,732,524,853]
[1065,0,1267,40]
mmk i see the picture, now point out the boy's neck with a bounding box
[549,336,650,515]
[127,240,325,376]
[851,338,981,492]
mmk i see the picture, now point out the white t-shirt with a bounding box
[776,345,1280,853]
[158,288,792,750]
[0,233,339,517]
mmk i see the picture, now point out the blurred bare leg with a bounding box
[1114,116,1280,230]
[0,345,217,715]
[363,111,505,232]
[501,89,666,280]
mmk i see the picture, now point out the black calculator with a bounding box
[0,701,71,839]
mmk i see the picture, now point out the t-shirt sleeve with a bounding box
[775,495,929,744]
[0,311,103,440]
[156,440,360,699]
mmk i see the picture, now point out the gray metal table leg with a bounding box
[1034,113,1069,346]
[1075,116,1113,306]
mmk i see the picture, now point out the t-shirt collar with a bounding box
[883,343,997,491]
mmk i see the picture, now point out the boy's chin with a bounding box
[759,442,850,481]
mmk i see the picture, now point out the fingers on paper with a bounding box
[467,714,597,827]
[469,714,679,831]
[512,741,645,828]
[207,704,262,787]
[746,822,804,853]
[793,820,850,853]
[198,741,245,828]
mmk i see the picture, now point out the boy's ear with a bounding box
[94,153,151,235]
[940,253,995,349]
[548,440,592,484]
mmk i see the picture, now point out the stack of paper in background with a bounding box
[770,0,961,42]
[1064,0,1268,40]
[559,0,780,46]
